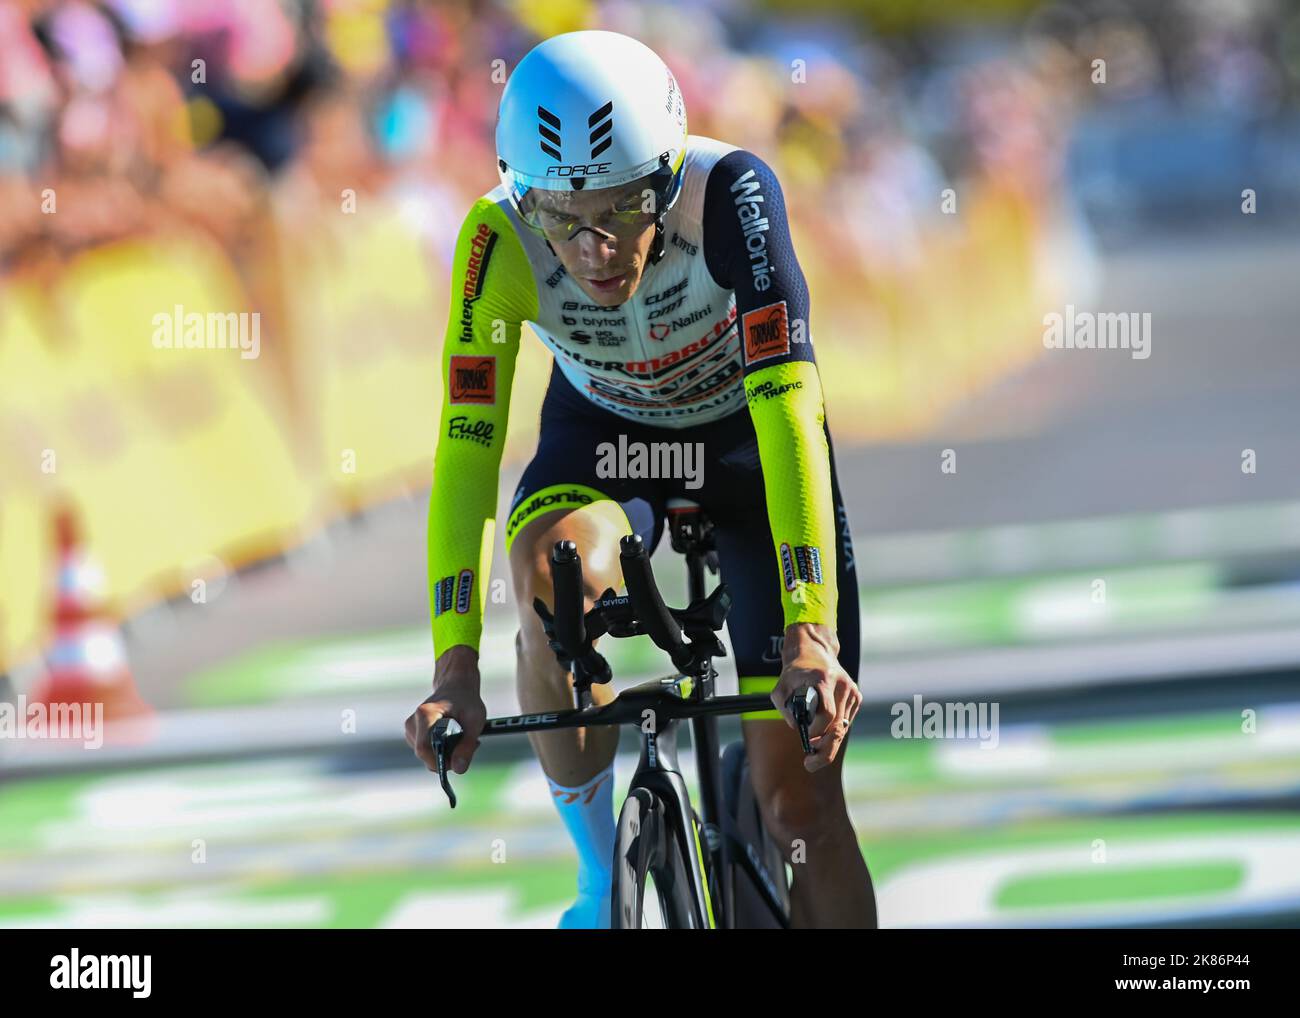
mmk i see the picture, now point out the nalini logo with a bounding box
[449,356,496,404]
[742,300,789,365]
[50,950,151,998]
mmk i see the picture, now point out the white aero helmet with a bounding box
[496,31,688,225]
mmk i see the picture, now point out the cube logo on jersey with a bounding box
[454,569,474,614]
[743,300,790,365]
[449,356,496,404]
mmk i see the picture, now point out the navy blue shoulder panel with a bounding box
[701,148,815,374]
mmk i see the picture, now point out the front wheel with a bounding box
[611,787,701,929]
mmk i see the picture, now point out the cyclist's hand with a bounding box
[406,645,486,775]
[772,623,859,772]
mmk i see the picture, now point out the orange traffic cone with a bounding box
[31,506,154,743]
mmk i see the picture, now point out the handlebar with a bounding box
[428,524,823,808]
[429,685,821,808]
[619,534,692,672]
[550,541,587,658]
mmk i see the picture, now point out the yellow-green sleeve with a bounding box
[743,359,838,627]
[428,198,538,657]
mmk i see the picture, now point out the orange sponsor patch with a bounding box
[742,301,790,365]
[449,355,496,404]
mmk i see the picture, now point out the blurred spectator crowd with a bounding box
[2,0,1297,673]
[2,0,1297,274]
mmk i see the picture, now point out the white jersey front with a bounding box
[493,135,745,428]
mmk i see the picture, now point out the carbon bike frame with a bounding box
[431,507,805,928]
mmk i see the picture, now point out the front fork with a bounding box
[629,712,718,929]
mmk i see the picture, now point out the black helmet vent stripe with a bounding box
[588,101,613,159]
[537,106,562,159]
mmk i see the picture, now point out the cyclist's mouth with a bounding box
[586,273,628,293]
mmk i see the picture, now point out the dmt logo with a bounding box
[449,356,496,404]
[743,300,790,365]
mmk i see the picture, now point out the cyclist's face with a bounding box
[525,180,658,306]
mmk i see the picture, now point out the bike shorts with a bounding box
[506,364,860,719]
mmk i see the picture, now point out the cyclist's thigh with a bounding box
[506,374,667,603]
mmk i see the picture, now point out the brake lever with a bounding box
[430,717,464,808]
[786,685,820,756]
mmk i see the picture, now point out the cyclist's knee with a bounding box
[509,504,628,613]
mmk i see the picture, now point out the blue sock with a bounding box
[547,762,616,929]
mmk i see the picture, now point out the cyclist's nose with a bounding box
[572,226,617,265]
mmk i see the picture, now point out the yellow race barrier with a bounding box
[0,233,317,672]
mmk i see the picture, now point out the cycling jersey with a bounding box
[428,136,839,655]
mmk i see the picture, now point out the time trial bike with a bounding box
[431,501,819,928]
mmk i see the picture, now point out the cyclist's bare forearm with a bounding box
[783,622,840,658]
[435,643,480,682]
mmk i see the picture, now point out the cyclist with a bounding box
[406,30,876,928]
